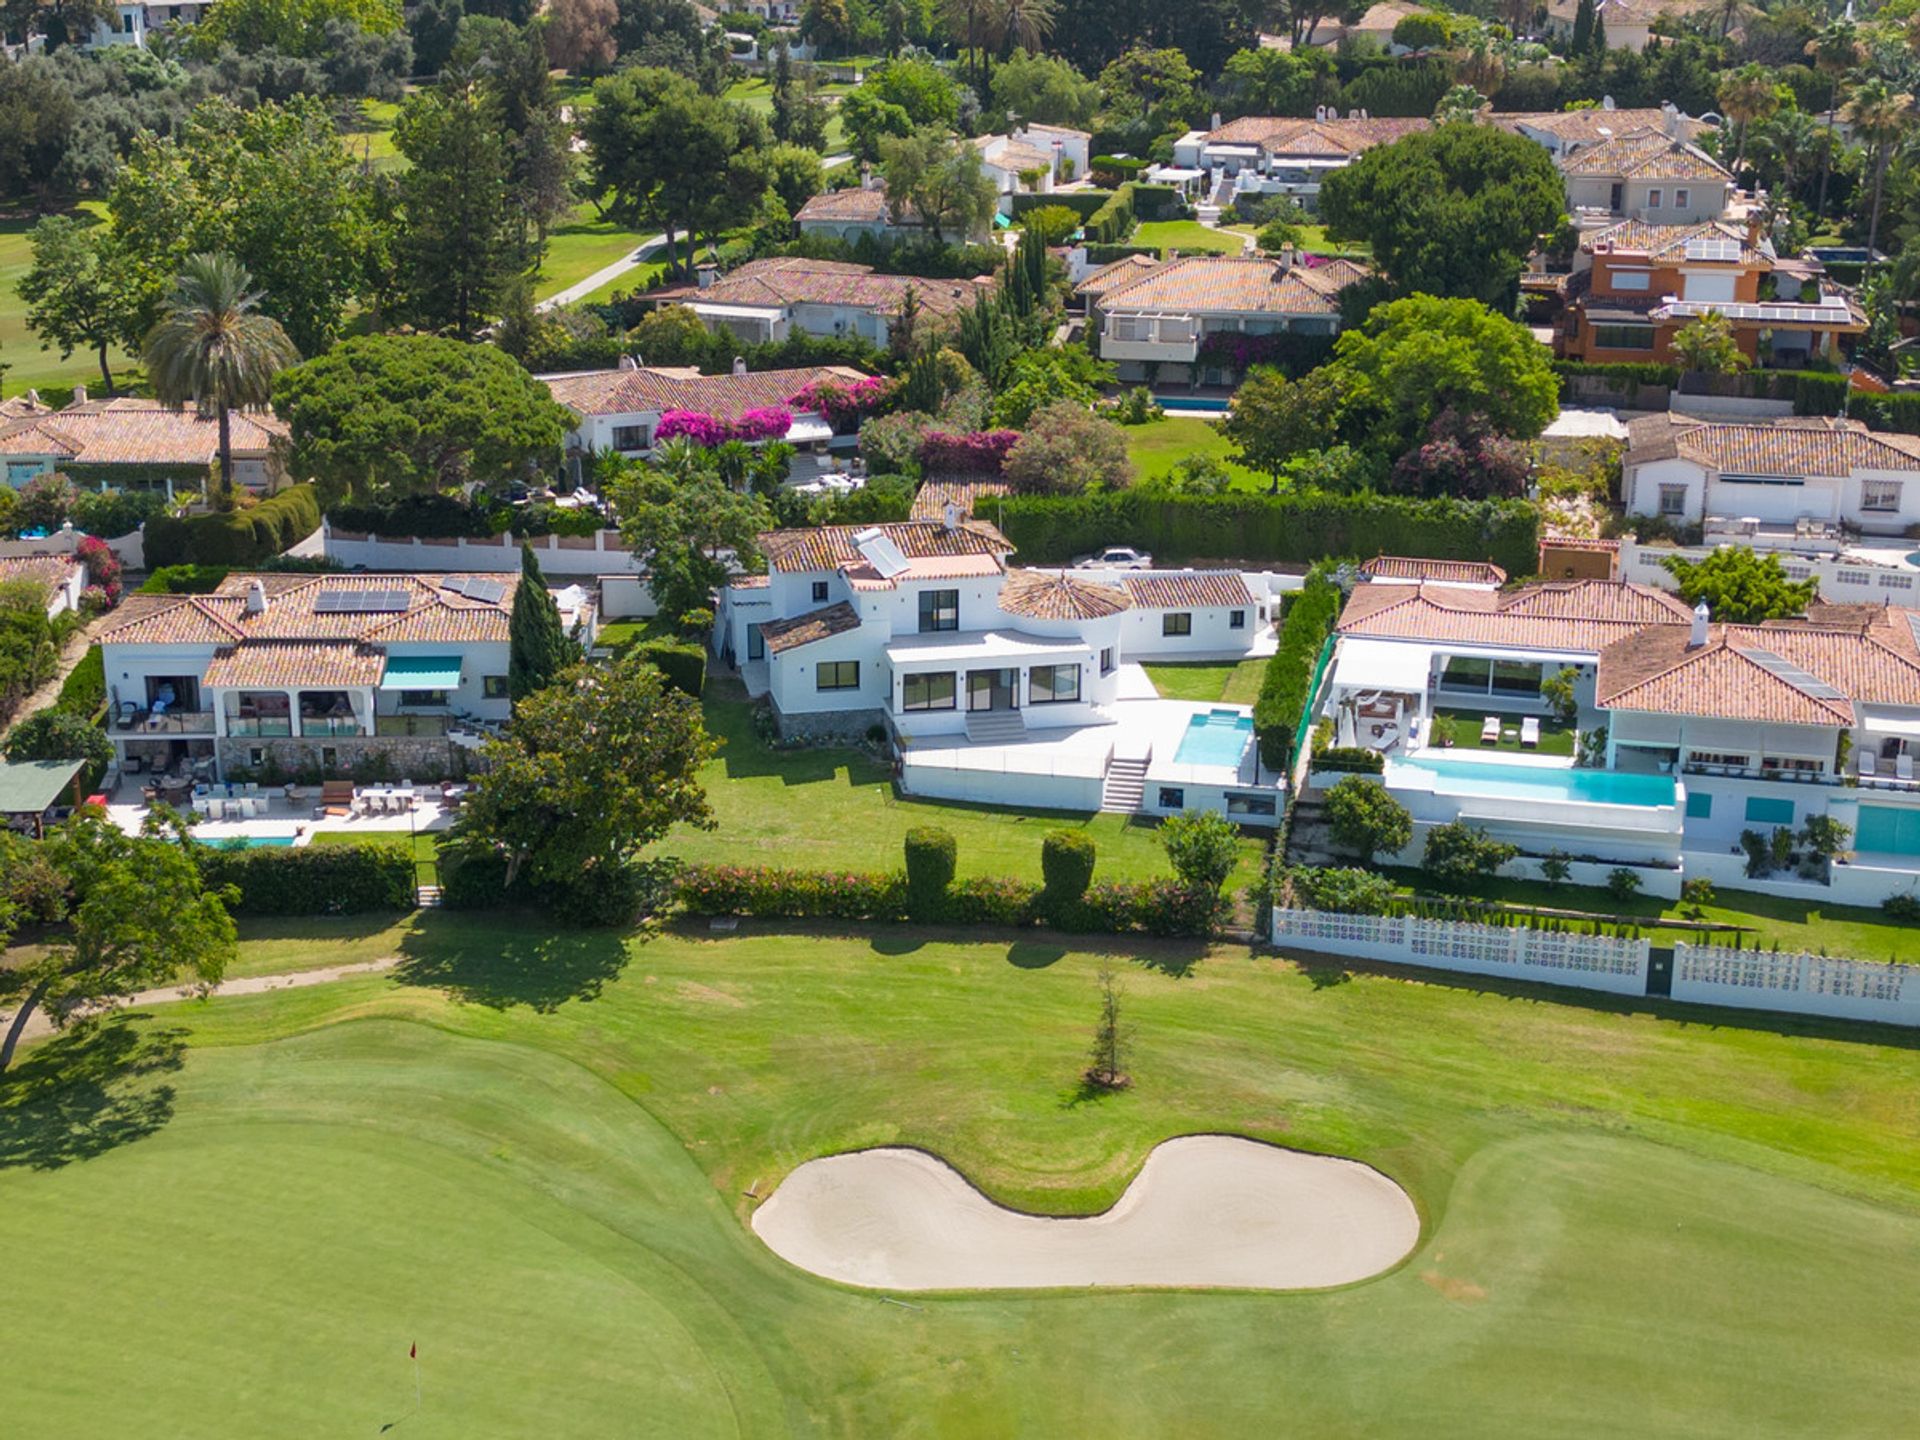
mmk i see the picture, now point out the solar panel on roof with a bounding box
[315,587,409,613]
[1683,238,1741,262]
[462,579,506,604]
[852,527,911,579]
[1743,647,1848,703]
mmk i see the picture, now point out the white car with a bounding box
[1075,547,1153,570]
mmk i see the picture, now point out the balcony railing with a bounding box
[121,709,216,735]
[228,716,293,737]
[300,715,364,737]
[376,714,450,737]
[1681,761,1875,789]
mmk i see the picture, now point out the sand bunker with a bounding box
[751,1135,1419,1291]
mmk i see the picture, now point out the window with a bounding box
[1863,479,1903,512]
[1659,484,1689,516]
[399,689,447,707]
[483,675,509,699]
[817,661,860,691]
[1682,272,1737,303]
[1099,647,1114,675]
[1158,787,1185,810]
[1229,610,1246,630]
[1674,188,1690,209]
[1685,792,1713,819]
[1690,752,1749,770]
[1762,756,1820,775]
[747,624,765,661]
[903,672,956,711]
[248,747,266,768]
[1226,792,1277,817]
[1440,656,1492,690]
[1162,612,1192,637]
[1490,660,1543,695]
[1646,188,1663,209]
[918,588,959,633]
[1745,796,1795,825]
[611,424,650,451]
[321,747,338,768]
[812,580,830,603]
[1029,664,1080,704]
[1610,270,1652,292]
[1593,323,1655,350]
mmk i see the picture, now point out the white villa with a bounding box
[973,124,1092,202]
[1625,415,1920,538]
[1,392,290,495]
[1171,113,1429,212]
[92,571,580,784]
[1311,565,1920,904]
[793,179,994,246]
[715,518,1286,824]
[649,260,992,349]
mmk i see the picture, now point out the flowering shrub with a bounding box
[918,429,1020,475]
[1195,330,1337,376]
[75,535,122,606]
[676,864,908,920]
[788,375,895,430]
[653,407,795,447]
[732,406,794,442]
[942,874,1042,927]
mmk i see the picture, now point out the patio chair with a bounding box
[1480,715,1500,745]
[207,798,225,820]
[1520,717,1541,748]
[116,701,138,731]
[1900,754,1915,782]
[1859,752,1878,778]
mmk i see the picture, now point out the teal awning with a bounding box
[379,655,463,691]
[0,758,84,815]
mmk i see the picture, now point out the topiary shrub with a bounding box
[1040,830,1096,914]
[631,639,707,697]
[903,827,957,918]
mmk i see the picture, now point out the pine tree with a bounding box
[1086,961,1130,1089]
[509,543,575,701]
[1571,0,1595,54]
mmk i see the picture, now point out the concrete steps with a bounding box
[417,885,443,908]
[965,709,1027,744]
[1101,757,1150,813]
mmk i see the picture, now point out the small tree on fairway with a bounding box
[1087,960,1130,1090]
[1159,811,1241,891]
[1325,776,1413,864]
[509,543,574,701]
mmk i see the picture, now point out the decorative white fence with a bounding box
[1672,943,1920,1026]
[1270,908,1649,996]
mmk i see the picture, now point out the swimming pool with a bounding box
[201,834,297,850]
[1390,755,1676,808]
[1157,395,1230,414]
[1173,710,1254,768]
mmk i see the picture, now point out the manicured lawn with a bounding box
[1428,707,1576,757]
[1132,219,1247,256]
[663,688,1268,891]
[4,918,1920,1433]
[339,98,404,171]
[722,76,851,154]
[307,830,442,888]
[573,258,668,307]
[531,209,661,302]
[1144,660,1267,705]
[0,207,141,396]
[1123,416,1268,492]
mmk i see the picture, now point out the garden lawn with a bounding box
[1429,707,1575,757]
[1144,660,1266,705]
[664,689,1267,891]
[1132,219,1246,256]
[722,77,851,154]
[1122,416,1266,492]
[531,209,663,302]
[0,208,141,396]
[340,98,403,171]
[3,920,1920,1434]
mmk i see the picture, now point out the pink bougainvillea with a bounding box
[732,406,795,442]
[917,429,1021,475]
[75,534,122,606]
[788,375,895,430]
[653,407,794,447]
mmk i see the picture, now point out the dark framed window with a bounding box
[747,624,765,661]
[817,660,860,691]
[903,672,956,711]
[1029,664,1080,704]
[918,588,959,633]
[399,689,447,707]
[1593,323,1655,351]
[1158,787,1185,809]
[1491,660,1543,695]
[1162,612,1192,637]
[1441,656,1492,690]
[483,675,509,699]
[1229,610,1246,630]
[812,580,830,602]
[1226,792,1277,817]
[1099,647,1114,675]
[612,424,650,450]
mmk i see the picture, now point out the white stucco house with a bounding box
[973,124,1092,201]
[0,554,86,618]
[84,0,213,47]
[1171,113,1429,212]
[0,392,289,496]
[715,518,1285,823]
[793,178,993,247]
[648,259,992,349]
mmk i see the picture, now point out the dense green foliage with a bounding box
[193,839,415,915]
[508,544,574,702]
[1421,821,1521,889]
[1662,547,1819,623]
[629,638,707,698]
[143,484,320,568]
[1325,775,1414,863]
[903,825,957,918]
[1253,575,1340,771]
[1041,830,1097,913]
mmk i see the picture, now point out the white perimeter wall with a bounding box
[323,524,645,576]
[899,757,1103,813]
[1672,941,1920,1026]
[1271,908,1650,995]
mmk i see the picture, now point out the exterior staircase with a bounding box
[1100,756,1150,813]
[965,709,1027,744]
[416,884,444,908]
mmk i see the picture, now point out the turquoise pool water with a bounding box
[1391,756,1676,807]
[203,835,297,850]
[1158,395,1230,413]
[1173,710,1254,768]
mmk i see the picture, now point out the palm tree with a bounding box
[1749,106,1819,204]
[1453,29,1506,96]
[1842,78,1915,256]
[1807,20,1866,218]
[1434,85,1489,126]
[143,253,299,511]
[989,0,1054,58]
[1718,64,1782,175]
[939,0,992,91]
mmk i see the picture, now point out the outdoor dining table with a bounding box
[358,787,419,812]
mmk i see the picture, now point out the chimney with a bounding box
[1746,213,1765,249]
[732,356,748,376]
[695,263,718,290]
[1210,111,1221,130]
[1315,104,1327,121]
[1602,94,1615,111]
[245,578,268,616]
[1662,101,1681,139]
[1688,600,1710,649]
[943,501,960,532]
[617,353,639,371]
[71,382,87,405]
[23,388,38,405]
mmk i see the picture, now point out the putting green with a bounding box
[2,929,1919,1435]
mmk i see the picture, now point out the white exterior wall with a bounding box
[1118,603,1261,660]
[1626,457,1920,536]
[1272,909,1652,996]
[1672,941,1920,1027]
[768,627,886,716]
[898,760,1103,812]
[375,640,512,724]
[101,641,218,723]
[323,524,645,576]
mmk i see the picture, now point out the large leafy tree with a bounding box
[0,809,237,1073]
[187,0,401,55]
[17,216,136,397]
[1221,367,1340,489]
[272,334,570,503]
[1325,775,1413,865]
[880,129,997,244]
[1661,547,1817,623]
[607,443,772,623]
[991,49,1101,128]
[144,253,301,509]
[446,653,716,920]
[0,55,79,204]
[1319,125,1565,309]
[1097,46,1199,129]
[509,543,575,701]
[394,74,520,338]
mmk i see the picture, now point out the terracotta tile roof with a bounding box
[1583,218,1769,265]
[977,135,1055,171]
[0,397,285,465]
[1204,116,1429,156]
[654,259,992,319]
[1545,0,1726,23]
[794,186,920,226]
[1361,556,1508,584]
[201,641,388,690]
[1086,255,1365,316]
[998,570,1130,620]
[1561,128,1731,183]
[1076,253,1161,299]
[97,573,516,648]
[1500,108,1709,149]
[761,600,861,653]
[1122,571,1257,609]
[540,364,872,422]
[1338,578,1694,652]
[0,395,49,422]
[1627,414,1920,474]
[0,554,83,593]
[911,478,1011,521]
[760,519,1012,573]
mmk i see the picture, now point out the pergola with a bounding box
[0,758,86,839]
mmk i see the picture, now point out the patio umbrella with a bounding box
[1336,701,1357,750]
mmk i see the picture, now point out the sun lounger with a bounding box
[1900,754,1915,782]
[1859,752,1878,778]
[1480,715,1500,745]
[1520,717,1540,748]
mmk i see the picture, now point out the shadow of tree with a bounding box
[1059,1074,1128,1110]
[1304,963,1352,990]
[1129,942,1209,979]
[1008,941,1065,970]
[394,924,634,1012]
[0,1016,187,1171]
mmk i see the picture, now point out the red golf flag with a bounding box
[410,1343,417,1360]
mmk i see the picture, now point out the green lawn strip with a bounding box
[1428,707,1576,756]
[664,690,1267,890]
[1143,660,1267,704]
[531,209,661,301]
[0,209,141,395]
[4,922,1920,1432]
[1132,219,1246,255]
[1121,416,1267,492]
[1380,867,1920,961]
[306,830,442,888]
[574,259,669,308]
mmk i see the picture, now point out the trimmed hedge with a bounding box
[904,826,957,918]
[144,484,321,568]
[140,564,233,594]
[194,840,415,915]
[1551,360,1679,389]
[1085,185,1137,246]
[631,639,706,697]
[677,864,907,920]
[1128,184,1185,222]
[54,644,104,718]
[1254,576,1341,772]
[1829,390,1920,437]
[1041,830,1096,912]
[1008,190,1116,221]
[995,491,1540,576]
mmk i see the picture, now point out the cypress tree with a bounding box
[1571,0,1595,54]
[509,542,573,701]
